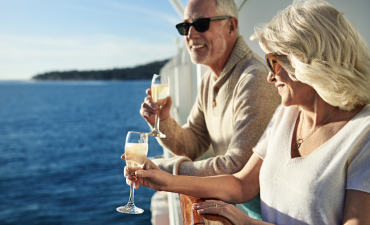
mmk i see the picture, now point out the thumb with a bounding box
[146,88,152,96]
[135,169,155,178]
[162,96,172,111]
[121,154,125,159]
[166,96,172,106]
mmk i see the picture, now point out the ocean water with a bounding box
[0,80,164,225]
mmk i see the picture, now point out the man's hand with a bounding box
[122,154,172,191]
[140,88,172,125]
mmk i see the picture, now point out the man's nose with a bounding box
[187,25,200,39]
[267,71,276,83]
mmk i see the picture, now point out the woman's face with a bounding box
[267,61,315,107]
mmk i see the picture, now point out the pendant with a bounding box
[294,139,303,149]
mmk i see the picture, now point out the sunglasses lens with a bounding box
[193,19,210,32]
[175,18,211,35]
[176,23,188,35]
[266,58,271,71]
[265,55,274,73]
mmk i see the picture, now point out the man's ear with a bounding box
[229,17,238,34]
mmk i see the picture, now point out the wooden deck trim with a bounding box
[179,194,233,225]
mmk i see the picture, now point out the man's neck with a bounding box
[208,38,238,80]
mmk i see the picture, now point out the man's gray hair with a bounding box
[215,0,238,19]
[215,0,239,35]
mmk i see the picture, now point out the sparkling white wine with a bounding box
[125,143,148,174]
[152,84,170,106]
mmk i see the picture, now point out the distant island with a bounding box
[32,59,170,81]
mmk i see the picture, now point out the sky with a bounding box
[1,0,370,80]
[0,0,189,80]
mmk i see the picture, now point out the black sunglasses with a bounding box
[176,16,232,36]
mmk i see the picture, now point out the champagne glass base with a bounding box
[148,130,166,138]
[116,205,144,214]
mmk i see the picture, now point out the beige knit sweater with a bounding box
[152,37,281,176]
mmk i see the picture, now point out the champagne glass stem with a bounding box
[127,182,135,206]
[153,106,162,132]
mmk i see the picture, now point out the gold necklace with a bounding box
[294,109,335,149]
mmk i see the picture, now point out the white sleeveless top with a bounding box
[254,104,370,225]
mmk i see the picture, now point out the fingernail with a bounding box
[149,114,153,118]
[135,171,141,176]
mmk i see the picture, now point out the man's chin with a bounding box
[189,55,209,65]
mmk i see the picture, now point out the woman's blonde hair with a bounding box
[252,0,370,111]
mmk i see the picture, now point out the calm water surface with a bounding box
[0,80,163,225]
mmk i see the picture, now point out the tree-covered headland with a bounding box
[32,59,169,81]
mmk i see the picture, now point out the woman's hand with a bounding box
[122,154,172,191]
[193,200,252,225]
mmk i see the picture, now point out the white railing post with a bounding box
[168,0,185,18]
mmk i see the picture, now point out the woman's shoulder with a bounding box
[354,104,370,120]
[274,105,300,120]
[345,104,370,131]
[262,105,300,134]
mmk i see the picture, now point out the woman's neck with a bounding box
[298,95,335,127]
[298,95,365,127]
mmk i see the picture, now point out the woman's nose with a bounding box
[267,71,276,83]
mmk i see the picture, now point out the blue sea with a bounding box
[0,80,164,225]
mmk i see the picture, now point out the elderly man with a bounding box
[138,0,280,219]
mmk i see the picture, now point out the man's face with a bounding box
[183,0,229,66]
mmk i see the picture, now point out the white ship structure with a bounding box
[151,0,370,224]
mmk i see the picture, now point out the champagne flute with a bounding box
[116,131,148,214]
[148,74,170,138]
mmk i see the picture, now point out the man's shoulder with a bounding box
[238,53,268,77]
[231,53,278,97]
[231,53,269,88]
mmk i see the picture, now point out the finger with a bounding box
[159,97,172,121]
[161,96,172,110]
[140,106,155,119]
[123,167,137,181]
[194,201,226,215]
[193,200,225,210]
[165,96,172,107]
[146,88,152,96]
[126,174,136,181]
[121,154,125,159]
[124,166,129,176]
[142,103,158,114]
[197,207,221,215]
[135,182,140,189]
[193,202,213,210]
[204,200,224,204]
[126,178,134,186]
[127,176,139,185]
[143,158,158,170]
[144,96,158,110]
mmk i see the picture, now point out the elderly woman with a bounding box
[124,0,370,224]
